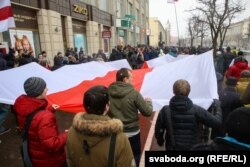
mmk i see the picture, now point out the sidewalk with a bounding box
[0,111,75,167]
[0,111,154,167]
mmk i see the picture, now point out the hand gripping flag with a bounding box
[0,0,15,32]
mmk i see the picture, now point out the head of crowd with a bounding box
[0,44,212,71]
[1,43,250,167]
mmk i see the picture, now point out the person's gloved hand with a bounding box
[157,137,164,146]
[213,99,221,108]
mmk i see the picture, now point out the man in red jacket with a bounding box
[14,77,67,167]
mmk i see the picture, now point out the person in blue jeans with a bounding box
[0,103,11,135]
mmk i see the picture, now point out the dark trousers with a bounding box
[128,133,141,167]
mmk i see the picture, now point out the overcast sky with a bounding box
[149,0,250,37]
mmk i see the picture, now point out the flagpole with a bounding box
[174,2,180,48]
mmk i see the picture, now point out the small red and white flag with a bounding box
[0,0,15,32]
[167,0,178,3]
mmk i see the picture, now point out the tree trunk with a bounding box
[200,35,204,48]
[212,34,218,57]
[190,37,194,48]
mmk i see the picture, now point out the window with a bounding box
[99,0,108,12]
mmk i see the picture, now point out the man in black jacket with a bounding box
[192,107,250,151]
[154,79,222,150]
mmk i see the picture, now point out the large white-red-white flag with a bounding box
[167,0,178,3]
[0,0,15,32]
[0,51,218,113]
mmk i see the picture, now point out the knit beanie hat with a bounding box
[225,107,250,144]
[24,77,46,97]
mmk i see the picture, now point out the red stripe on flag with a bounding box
[141,62,149,69]
[0,6,14,21]
[47,68,152,113]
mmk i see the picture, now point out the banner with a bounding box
[0,50,217,113]
[9,29,36,55]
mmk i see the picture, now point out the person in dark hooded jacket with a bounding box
[51,53,64,71]
[109,48,122,61]
[155,79,222,151]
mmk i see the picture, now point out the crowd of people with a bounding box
[1,44,250,167]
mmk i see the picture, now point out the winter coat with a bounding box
[109,49,123,61]
[155,95,221,151]
[0,55,7,71]
[18,54,34,66]
[51,56,64,71]
[226,61,250,80]
[108,81,153,133]
[222,52,236,74]
[192,137,250,151]
[242,83,250,105]
[236,78,250,97]
[210,87,243,138]
[14,95,67,167]
[67,113,135,167]
[219,87,243,122]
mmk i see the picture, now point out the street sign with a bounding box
[102,31,111,38]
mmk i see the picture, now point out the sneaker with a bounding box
[0,126,11,135]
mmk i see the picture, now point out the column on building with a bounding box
[98,24,104,50]
[86,21,99,54]
[110,26,116,50]
[37,9,64,64]
[64,16,74,49]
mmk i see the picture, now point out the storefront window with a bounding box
[74,34,87,53]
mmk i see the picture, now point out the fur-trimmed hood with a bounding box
[71,113,124,148]
[72,112,123,137]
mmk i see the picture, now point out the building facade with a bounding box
[0,0,150,63]
[224,18,250,49]
[149,17,167,47]
[0,0,116,63]
[115,0,149,46]
[165,20,171,46]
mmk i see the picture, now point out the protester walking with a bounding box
[155,79,222,150]
[108,68,153,167]
[14,77,67,167]
[66,85,135,167]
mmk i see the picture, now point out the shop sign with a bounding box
[71,0,90,21]
[118,30,125,37]
[102,31,111,38]
[73,4,88,16]
[72,19,86,34]
[146,29,151,35]
[136,26,140,34]
[12,6,38,30]
[125,14,136,20]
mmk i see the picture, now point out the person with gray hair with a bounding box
[155,79,222,150]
